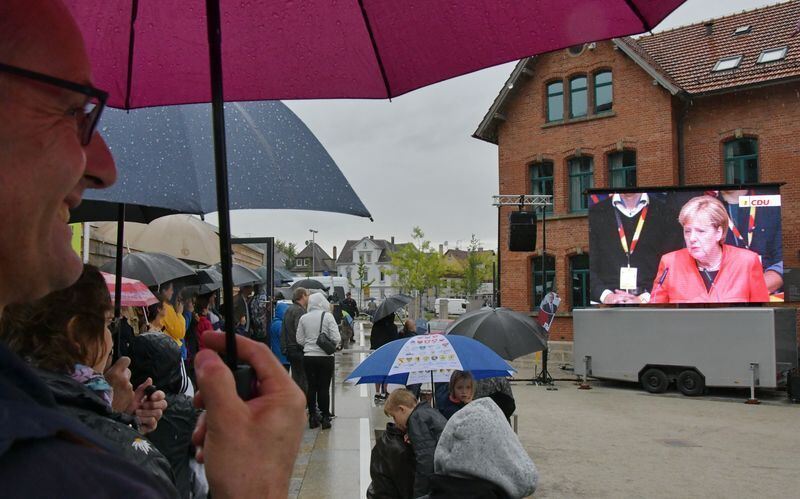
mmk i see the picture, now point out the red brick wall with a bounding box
[496,43,800,342]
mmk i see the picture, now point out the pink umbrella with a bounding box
[101,271,159,308]
[66,0,686,370]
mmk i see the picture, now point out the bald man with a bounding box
[0,1,305,497]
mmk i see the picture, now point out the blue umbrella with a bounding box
[83,101,371,219]
[346,334,514,386]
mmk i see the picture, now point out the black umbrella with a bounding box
[212,263,261,287]
[195,267,224,294]
[71,200,182,224]
[255,266,294,288]
[444,307,547,361]
[291,278,328,291]
[275,287,293,300]
[100,252,197,288]
[372,294,413,323]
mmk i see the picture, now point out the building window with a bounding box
[569,76,587,118]
[608,150,636,188]
[546,81,564,122]
[594,71,612,113]
[570,254,590,309]
[724,138,758,183]
[532,255,556,308]
[380,271,385,282]
[713,55,742,71]
[346,267,352,280]
[366,253,372,263]
[757,47,787,64]
[529,161,554,212]
[568,157,594,212]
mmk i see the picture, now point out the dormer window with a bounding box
[733,25,751,35]
[712,55,742,72]
[757,47,788,64]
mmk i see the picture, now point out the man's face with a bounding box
[0,1,116,304]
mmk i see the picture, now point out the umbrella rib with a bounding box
[624,0,652,32]
[357,0,392,98]
[124,0,140,110]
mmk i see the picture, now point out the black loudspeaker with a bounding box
[508,211,537,251]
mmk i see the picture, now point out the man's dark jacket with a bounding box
[0,342,178,498]
[367,423,415,499]
[341,297,359,318]
[280,303,305,356]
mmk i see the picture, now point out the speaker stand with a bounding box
[532,348,554,386]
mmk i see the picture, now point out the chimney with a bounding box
[332,246,337,261]
[391,236,395,245]
[704,21,713,35]
[478,246,484,252]
[370,235,374,240]
[439,244,444,255]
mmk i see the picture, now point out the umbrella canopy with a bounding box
[275,287,293,300]
[291,278,328,291]
[71,200,180,224]
[195,267,225,294]
[346,334,514,385]
[100,252,197,288]
[255,266,294,288]
[67,1,685,106]
[95,215,221,266]
[445,307,547,361]
[101,272,159,307]
[81,102,370,219]
[372,294,413,322]
[212,263,261,287]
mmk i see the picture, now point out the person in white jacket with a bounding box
[296,292,341,429]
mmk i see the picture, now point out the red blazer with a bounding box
[650,245,769,304]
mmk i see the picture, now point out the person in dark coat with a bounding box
[341,292,359,318]
[589,193,683,304]
[370,314,399,401]
[367,423,415,499]
[384,389,447,498]
[422,399,537,499]
[130,332,202,499]
[280,287,309,394]
[0,266,177,496]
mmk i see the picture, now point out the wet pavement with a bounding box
[288,322,800,498]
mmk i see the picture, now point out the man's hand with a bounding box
[131,378,167,434]
[105,356,134,413]
[192,332,306,499]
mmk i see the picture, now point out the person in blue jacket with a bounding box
[270,302,291,372]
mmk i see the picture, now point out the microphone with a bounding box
[657,267,669,287]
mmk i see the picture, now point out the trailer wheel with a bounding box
[640,368,669,394]
[677,370,705,396]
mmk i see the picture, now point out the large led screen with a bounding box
[588,186,783,304]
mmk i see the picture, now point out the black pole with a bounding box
[496,205,502,307]
[205,0,237,370]
[266,237,275,336]
[535,203,553,385]
[114,203,126,319]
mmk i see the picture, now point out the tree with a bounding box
[391,227,444,315]
[275,239,297,271]
[347,259,374,308]
[458,234,495,297]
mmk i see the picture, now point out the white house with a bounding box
[336,236,405,306]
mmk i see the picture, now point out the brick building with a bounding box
[474,1,800,345]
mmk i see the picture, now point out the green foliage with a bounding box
[347,260,374,306]
[458,234,495,297]
[275,239,297,270]
[391,227,444,296]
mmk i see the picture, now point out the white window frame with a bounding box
[712,55,742,71]
[757,47,787,64]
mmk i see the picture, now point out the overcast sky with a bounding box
[206,0,775,256]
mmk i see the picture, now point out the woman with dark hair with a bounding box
[0,265,177,495]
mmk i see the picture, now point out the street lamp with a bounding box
[309,229,318,275]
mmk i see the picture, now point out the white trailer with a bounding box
[573,308,797,396]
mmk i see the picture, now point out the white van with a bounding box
[434,298,468,316]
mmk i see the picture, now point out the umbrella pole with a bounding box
[430,370,435,408]
[113,203,125,319]
[205,0,238,371]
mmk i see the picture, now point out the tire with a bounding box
[677,370,705,396]
[640,368,669,394]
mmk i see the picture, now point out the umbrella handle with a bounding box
[234,364,256,400]
[430,370,435,408]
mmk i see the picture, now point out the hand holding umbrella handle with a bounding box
[234,364,256,400]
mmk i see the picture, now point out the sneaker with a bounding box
[321,417,332,430]
[379,392,389,400]
[373,394,384,404]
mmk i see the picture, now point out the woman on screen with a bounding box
[650,195,769,304]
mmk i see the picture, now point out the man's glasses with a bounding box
[0,62,108,146]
